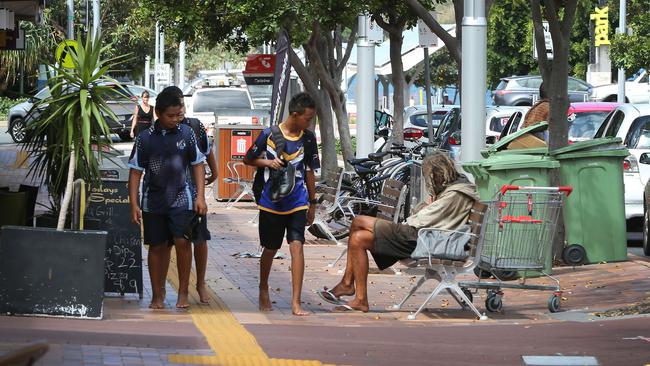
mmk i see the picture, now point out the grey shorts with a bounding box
[371,219,419,270]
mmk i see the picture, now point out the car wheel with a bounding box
[643,207,650,256]
[9,117,28,143]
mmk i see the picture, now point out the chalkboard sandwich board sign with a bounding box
[86,179,143,298]
[0,226,107,319]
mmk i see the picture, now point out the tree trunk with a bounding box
[289,47,338,177]
[58,147,76,231]
[388,29,406,143]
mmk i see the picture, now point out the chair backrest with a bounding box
[376,179,407,223]
[318,167,344,206]
[226,161,243,182]
[466,201,489,259]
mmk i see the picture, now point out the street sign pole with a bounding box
[617,0,626,103]
[423,47,434,144]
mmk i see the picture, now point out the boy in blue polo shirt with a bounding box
[244,93,320,316]
[128,89,207,309]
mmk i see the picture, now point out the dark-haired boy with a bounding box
[243,92,320,316]
[128,89,208,309]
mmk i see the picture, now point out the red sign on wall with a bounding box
[231,130,252,160]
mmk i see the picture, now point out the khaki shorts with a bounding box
[372,219,419,270]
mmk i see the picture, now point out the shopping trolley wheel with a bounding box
[473,267,491,279]
[562,244,586,266]
[548,295,561,313]
[485,294,503,313]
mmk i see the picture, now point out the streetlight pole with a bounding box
[617,0,626,103]
[356,14,377,158]
[460,0,487,163]
[66,0,74,39]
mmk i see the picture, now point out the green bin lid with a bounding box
[553,147,630,160]
[550,137,624,156]
[488,121,549,153]
[481,154,559,171]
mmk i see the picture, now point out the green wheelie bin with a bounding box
[550,138,629,265]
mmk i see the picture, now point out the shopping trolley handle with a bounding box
[499,185,573,196]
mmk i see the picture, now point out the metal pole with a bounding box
[154,22,159,91]
[617,0,626,103]
[160,31,164,65]
[144,55,150,88]
[179,41,186,90]
[423,47,434,143]
[460,0,487,163]
[356,15,376,158]
[91,0,99,39]
[66,0,74,39]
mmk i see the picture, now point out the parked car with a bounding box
[499,102,619,142]
[184,86,270,136]
[591,69,649,103]
[126,85,158,105]
[431,105,526,161]
[492,75,593,106]
[7,83,138,143]
[403,104,456,140]
[643,180,650,255]
[594,104,650,221]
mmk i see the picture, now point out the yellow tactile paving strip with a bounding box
[166,252,335,366]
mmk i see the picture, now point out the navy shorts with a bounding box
[142,210,195,246]
[258,209,307,250]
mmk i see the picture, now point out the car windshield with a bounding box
[568,111,610,139]
[194,89,252,112]
[409,111,446,128]
[34,88,51,100]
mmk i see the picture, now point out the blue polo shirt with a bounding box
[128,121,206,214]
[245,125,320,214]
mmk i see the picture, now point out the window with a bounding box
[640,73,648,84]
[524,77,542,89]
[193,89,252,112]
[409,112,445,128]
[626,116,650,149]
[568,78,589,92]
[568,111,609,139]
[489,115,511,133]
[604,111,626,137]
[434,108,457,140]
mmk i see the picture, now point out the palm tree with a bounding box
[22,32,129,230]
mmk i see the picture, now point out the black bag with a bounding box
[252,125,297,203]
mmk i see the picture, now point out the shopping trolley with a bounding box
[459,185,572,313]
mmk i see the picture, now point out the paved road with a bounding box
[247,317,650,366]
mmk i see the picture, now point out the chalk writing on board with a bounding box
[86,181,142,297]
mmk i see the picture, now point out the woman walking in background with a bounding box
[130,91,156,138]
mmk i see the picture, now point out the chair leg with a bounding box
[408,281,447,320]
[328,246,347,268]
[248,211,259,226]
[225,189,243,209]
[230,189,248,206]
[392,275,427,310]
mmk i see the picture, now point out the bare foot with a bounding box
[176,291,190,309]
[328,283,355,298]
[149,291,165,309]
[343,298,369,312]
[196,283,210,304]
[259,287,273,312]
[292,304,310,316]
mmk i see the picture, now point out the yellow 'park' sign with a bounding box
[590,6,610,47]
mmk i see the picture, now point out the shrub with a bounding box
[0,97,27,117]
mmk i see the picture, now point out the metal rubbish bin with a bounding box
[550,138,629,265]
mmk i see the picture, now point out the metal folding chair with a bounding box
[222,161,254,209]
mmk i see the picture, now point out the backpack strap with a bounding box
[269,125,286,160]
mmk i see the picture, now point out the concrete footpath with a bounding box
[0,143,650,365]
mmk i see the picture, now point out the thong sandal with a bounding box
[316,288,345,305]
[332,304,367,313]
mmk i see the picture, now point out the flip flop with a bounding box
[332,304,367,313]
[316,288,345,305]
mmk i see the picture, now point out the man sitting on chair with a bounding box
[318,152,479,312]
